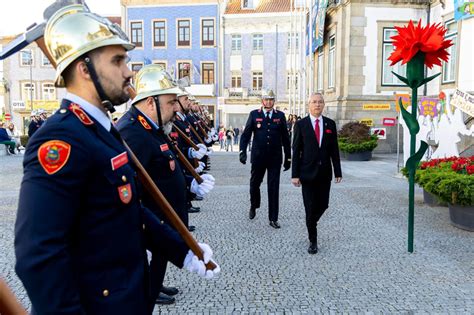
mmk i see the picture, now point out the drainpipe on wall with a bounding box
[275,24,278,101]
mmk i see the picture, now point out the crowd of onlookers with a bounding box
[217,114,302,153]
[0,110,49,155]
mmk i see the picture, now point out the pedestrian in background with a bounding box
[233,126,240,145]
[291,93,342,254]
[219,128,225,150]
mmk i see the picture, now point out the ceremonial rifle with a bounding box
[0,278,27,315]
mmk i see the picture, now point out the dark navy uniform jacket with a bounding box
[15,99,188,315]
[27,119,41,137]
[240,108,291,165]
[117,106,190,225]
[172,114,195,164]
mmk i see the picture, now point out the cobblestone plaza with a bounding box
[1,151,473,314]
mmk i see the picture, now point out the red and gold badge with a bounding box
[160,144,169,152]
[138,115,152,130]
[69,103,94,125]
[169,160,176,171]
[38,140,71,175]
[118,183,132,204]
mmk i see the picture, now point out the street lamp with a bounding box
[26,50,33,111]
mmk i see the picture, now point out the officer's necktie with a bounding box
[266,111,270,122]
[315,118,320,147]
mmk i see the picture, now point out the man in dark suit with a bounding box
[239,90,291,229]
[291,93,342,254]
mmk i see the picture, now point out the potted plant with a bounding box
[408,156,474,231]
[338,121,378,161]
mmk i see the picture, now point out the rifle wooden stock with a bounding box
[166,135,204,184]
[172,123,199,150]
[196,121,209,137]
[122,141,216,270]
[0,278,27,315]
[188,123,205,145]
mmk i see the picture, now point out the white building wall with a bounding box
[363,6,426,95]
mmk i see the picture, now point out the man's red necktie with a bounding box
[315,119,320,147]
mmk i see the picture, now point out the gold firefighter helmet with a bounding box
[262,89,276,100]
[177,87,189,98]
[131,64,183,105]
[44,4,135,87]
[188,95,196,102]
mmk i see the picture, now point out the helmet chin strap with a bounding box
[83,55,116,113]
[153,96,164,128]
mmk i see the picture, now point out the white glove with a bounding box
[183,243,220,279]
[189,145,207,159]
[204,136,212,144]
[190,174,215,198]
[194,161,205,173]
[211,134,218,142]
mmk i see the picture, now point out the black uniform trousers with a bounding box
[250,160,281,222]
[301,174,331,243]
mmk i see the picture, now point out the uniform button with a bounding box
[142,224,146,230]
[103,289,109,297]
[59,109,67,114]
[122,175,127,182]
[267,136,270,138]
[160,220,164,224]
[267,142,270,144]
[267,129,270,132]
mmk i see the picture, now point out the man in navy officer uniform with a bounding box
[239,90,291,228]
[117,64,215,305]
[14,5,219,315]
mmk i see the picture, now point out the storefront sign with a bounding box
[382,117,397,126]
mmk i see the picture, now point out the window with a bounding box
[202,63,214,84]
[382,28,406,85]
[252,34,263,52]
[178,20,191,46]
[178,62,191,79]
[20,50,33,66]
[41,53,51,66]
[287,73,298,92]
[130,63,143,75]
[231,73,241,88]
[231,35,241,52]
[130,21,143,47]
[287,33,299,50]
[21,82,35,101]
[442,20,457,83]
[317,47,324,91]
[154,62,167,70]
[328,35,336,89]
[42,83,56,100]
[153,20,166,47]
[252,72,263,90]
[242,0,253,9]
[201,19,215,46]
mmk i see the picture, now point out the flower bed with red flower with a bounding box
[402,156,474,206]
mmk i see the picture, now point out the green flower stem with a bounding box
[408,86,417,253]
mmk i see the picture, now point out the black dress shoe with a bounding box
[161,286,179,296]
[188,207,200,213]
[269,221,281,229]
[155,292,175,305]
[308,242,318,254]
[188,225,196,232]
[194,196,204,201]
[249,207,256,220]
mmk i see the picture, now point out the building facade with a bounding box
[122,0,220,125]
[311,0,473,153]
[221,0,309,129]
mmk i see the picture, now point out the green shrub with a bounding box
[338,121,378,153]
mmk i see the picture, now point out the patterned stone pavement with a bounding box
[1,150,473,314]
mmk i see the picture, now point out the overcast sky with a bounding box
[0,0,121,36]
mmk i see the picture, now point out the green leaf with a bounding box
[392,71,410,86]
[399,98,419,135]
[406,141,428,173]
[417,72,441,88]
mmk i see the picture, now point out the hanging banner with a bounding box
[419,97,439,118]
[451,89,474,117]
[454,0,474,21]
[313,0,328,52]
[359,118,374,127]
[363,104,391,110]
[395,94,410,112]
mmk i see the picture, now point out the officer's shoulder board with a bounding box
[137,115,152,130]
[67,103,94,125]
